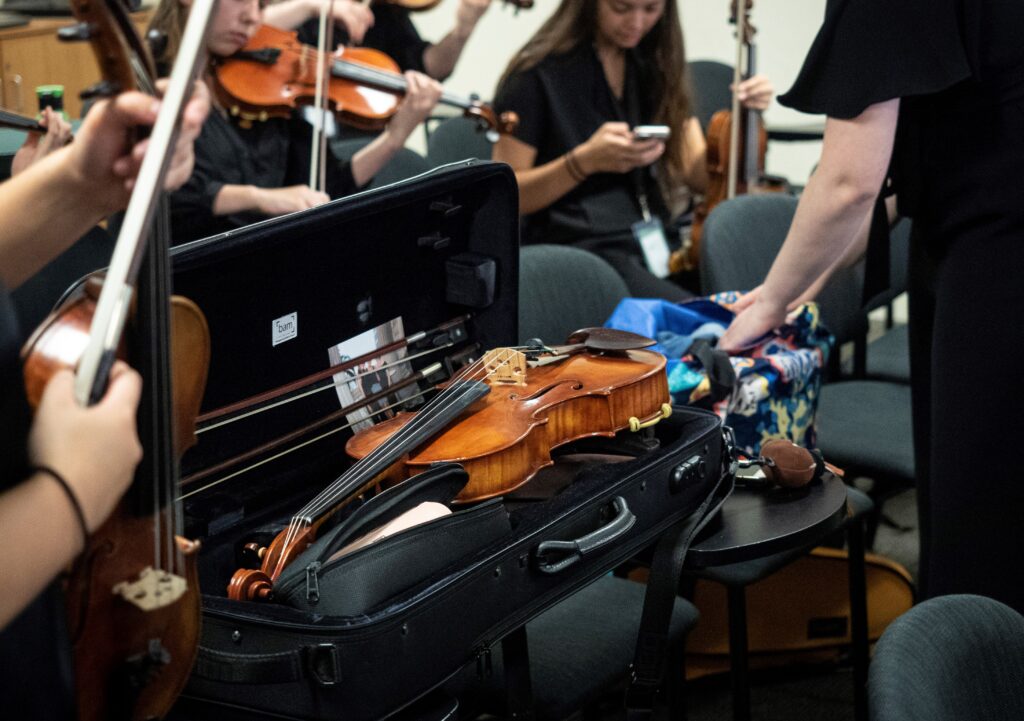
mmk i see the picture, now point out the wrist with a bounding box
[32,466,90,549]
[571,143,592,177]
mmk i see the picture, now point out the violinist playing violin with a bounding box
[268,0,494,82]
[0,86,209,720]
[493,0,772,300]
[150,0,443,244]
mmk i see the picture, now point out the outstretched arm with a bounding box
[719,98,899,350]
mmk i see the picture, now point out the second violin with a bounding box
[212,24,518,134]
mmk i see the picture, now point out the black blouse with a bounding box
[170,110,359,244]
[297,6,429,74]
[0,284,76,721]
[779,0,1024,237]
[493,43,671,247]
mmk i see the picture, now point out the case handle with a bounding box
[534,496,636,574]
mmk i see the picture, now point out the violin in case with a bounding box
[161,162,727,720]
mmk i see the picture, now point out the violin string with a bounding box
[273,351,496,564]
[298,349,501,518]
[286,43,475,108]
[195,342,454,434]
[275,348,518,567]
[177,386,435,502]
[297,347,516,522]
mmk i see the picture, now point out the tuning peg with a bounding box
[80,80,121,102]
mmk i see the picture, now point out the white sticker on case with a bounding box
[272,312,298,346]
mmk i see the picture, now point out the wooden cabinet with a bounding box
[0,11,151,120]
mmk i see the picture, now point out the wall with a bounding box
[408,0,828,184]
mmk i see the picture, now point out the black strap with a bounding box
[193,643,341,686]
[625,461,735,718]
[686,338,736,404]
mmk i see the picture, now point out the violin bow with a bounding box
[310,0,337,193]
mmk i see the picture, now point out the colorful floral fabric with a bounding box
[606,295,833,455]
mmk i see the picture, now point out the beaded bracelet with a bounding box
[33,466,89,549]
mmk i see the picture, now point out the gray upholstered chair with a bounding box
[870,595,1024,721]
[330,137,431,189]
[426,116,494,168]
[687,60,735,133]
[518,244,630,345]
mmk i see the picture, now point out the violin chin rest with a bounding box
[565,327,657,351]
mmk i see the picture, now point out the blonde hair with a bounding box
[498,0,692,185]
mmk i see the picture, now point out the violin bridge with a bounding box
[112,567,188,611]
[482,348,528,386]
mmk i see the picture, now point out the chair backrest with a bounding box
[331,137,432,189]
[519,244,629,345]
[869,595,1024,721]
[687,60,735,132]
[699,194,866,344]
[426,116,494,168]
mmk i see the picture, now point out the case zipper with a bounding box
[306,561,322,604]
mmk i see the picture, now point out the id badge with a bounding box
[632,217,671,278]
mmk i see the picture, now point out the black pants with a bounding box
[909,228,1024,611]
[576,236,693,303]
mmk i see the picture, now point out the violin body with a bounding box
[214,24,517,134]
[213,25,401,130]
[66,511,201,721]
[346,348,670,502]
[21,279,211,721]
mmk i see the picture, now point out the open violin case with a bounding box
[161,161,729,720]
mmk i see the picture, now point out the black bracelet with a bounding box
[33,465,89,549]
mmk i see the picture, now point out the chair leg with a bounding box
[727,585,750,721]
[847,520,869,721]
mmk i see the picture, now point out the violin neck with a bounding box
[0,108,45,133]
[742,43,760,186]
[295,377,490,524]
[75,0,215,408]
[331,59,472,111]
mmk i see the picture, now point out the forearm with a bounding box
[263,0,316,30]
[793,205,872,306]
[422,29,471,81]
[759,102,899,311]
[0,473,84,629]
[212,184,264,215]
[350,131,403,187]
[514,155,582,215]
[0,148,110,289]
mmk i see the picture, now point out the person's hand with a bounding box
[384,71,443,146]
[725,285,761,314]
[11,108,73,177]
[27,363,142,532]
[718,294,787,352]
[455,0,491,35]
[254,184,330,215]
[67,82,210,214]
[733,74,773,111]
[328,0,374,44]
[575,121,665,176]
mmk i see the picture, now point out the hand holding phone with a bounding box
[633,125,670,141]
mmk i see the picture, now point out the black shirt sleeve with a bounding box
[362,6,430,74]
[779,0,972,118]
[494,67,549,151]
[284,114,360,197]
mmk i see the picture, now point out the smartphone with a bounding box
[633,125,671,140]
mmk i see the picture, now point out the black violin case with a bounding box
[163,162,727,721]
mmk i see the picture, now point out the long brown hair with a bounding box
[498,0,691,184]
[148,0,190,71]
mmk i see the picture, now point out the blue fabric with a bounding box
[606,296,833,454]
